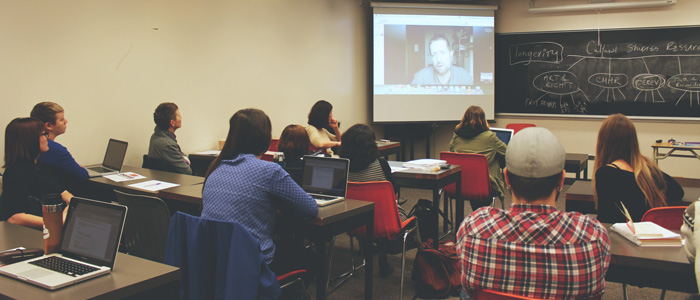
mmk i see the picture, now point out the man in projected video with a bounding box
[412,35,473,86]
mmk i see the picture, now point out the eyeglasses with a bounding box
[41,132,49,138]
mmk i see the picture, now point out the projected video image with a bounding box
[374,14,494,96]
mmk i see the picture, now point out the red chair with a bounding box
[505,123,536,135]
[473,289,601,300]
[277,269,308,298]
[641,206,686,231]
[327,181,416,300]
[620,206,687,300]
[269,139,279,152]
[440,152,503,220]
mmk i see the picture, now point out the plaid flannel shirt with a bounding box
[457,204,610,299]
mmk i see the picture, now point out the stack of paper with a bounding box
[610,222,682,247]
[402,159,447,171]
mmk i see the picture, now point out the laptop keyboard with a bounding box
[312,194,337,201]
[87,166,113,173]
[29,256,99,277]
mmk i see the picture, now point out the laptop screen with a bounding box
[102,139,128,170]
[301,156,349,197]
[59,198,127,268]
[490,127,514,145]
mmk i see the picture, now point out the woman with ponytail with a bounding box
[594,114,683,223]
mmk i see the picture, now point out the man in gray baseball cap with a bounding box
[456,127,610,299]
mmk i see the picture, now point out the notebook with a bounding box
[490,127,515,145]
[85,139,128,177]
[301,156,349,206]
[0,197,128,290]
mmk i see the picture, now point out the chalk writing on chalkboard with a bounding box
[496,27,700,118]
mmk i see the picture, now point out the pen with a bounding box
[144,182,162,187]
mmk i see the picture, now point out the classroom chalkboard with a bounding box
[495,26,700,119]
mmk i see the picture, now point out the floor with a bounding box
[305,181,699,300]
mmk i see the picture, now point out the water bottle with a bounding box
[41,194,65,254]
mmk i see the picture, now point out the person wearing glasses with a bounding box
[1,118,73,229]
[412,35,473,86]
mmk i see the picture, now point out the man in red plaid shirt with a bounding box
[457,127,610,299]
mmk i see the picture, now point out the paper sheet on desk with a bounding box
[104,172,146,182]
[129,180,179,191]
[390,166,409,173]
[195,150,221,155]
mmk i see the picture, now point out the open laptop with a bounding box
[0,197,127,290]
[85,139,128,177]
[301,156,349,206]
[490,127,515,145]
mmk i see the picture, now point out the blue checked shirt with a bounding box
[201,154,318,264]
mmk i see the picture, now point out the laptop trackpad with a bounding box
[19,268,54,279]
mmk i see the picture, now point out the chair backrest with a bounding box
[114,190,171,262]
[163,212,280,300]
[641,206,687,231]
[142,154,177,173]
[346,181,403,239]
[440,152,492,201]
[269,139,279,152]
[505,123,536,135]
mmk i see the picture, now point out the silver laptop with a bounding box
[490,127,515,145]
[301,156,349,206]
[0,197,127,290]
[85,139,128,177]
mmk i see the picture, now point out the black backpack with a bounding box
[408,199,437,244]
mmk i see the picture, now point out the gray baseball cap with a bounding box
[505,127,565,178]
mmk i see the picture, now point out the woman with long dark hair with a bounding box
[339,123,411,277]
[202,109,318,266]
[306,100,341,149]
[448,105,507,210]
[594,114,683,223]
[1,117,72,229]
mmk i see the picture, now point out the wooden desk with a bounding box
[605,223,697,294]
[0,222,180,299]
[652,142,700,165]
[89,165,204,196]
[389,161,461,247]
[88,165,205,214]
[377,141,401,161]
[154,183,376,300]
[564,153,590,181]
[290,200,375,300]
[565,180,700,214]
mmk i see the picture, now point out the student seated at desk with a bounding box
[448,105,506,210]
[148,102,192,174]
[594,114,683,223]
[457,128,610,299]
[200,109,318,275]
[277,124,310,185]
[1,118,73,229]
[338,123,410,277]
[30,102,89,190]
[306,100,341,151]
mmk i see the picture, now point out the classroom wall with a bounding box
[1,0,698,180]
[0,0,368,167]
[427,0,700,180]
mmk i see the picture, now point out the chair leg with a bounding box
[439,194,454,240]
[659,289,666,300]
[622,283,628,300]
[400,226,417,300]
[326,235,366,292]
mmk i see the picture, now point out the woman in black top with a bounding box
[1,118,72,229]
[594,114,683,223]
